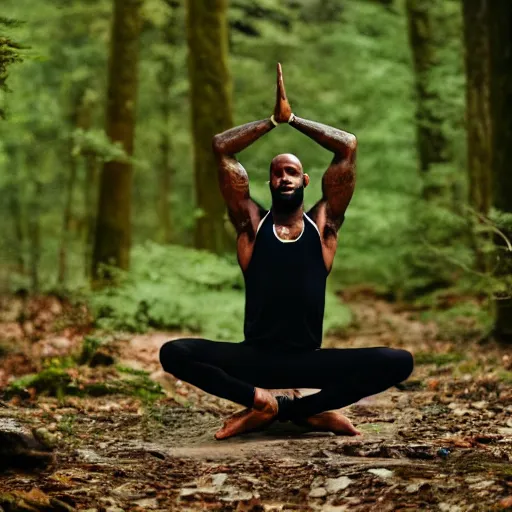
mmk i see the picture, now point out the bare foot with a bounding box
[294,411,361,436]
[215,388,278,440]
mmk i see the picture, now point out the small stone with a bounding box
[309,487,327,498]
[367,468,394,479]
[32,427,57,449]
[471,401,488,410]
[325,476,352,493]
[438,504,462,512]
[469,480,494,490]
[219,486,253,502]
[310,476,324,488]
[211,473,228,487]
[133,498,158,509]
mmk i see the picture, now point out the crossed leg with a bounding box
[159,339,413,439]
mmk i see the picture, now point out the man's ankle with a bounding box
[253,388,277,411]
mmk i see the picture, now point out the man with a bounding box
[160,64,413,440]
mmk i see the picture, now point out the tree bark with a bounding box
[488,1,512,343]
[157,7,179,244]
[92,0,143,285]
[463,0,512,342]
[57,139,78,287]
[462,0,493,272]
[406,0,450,199]
[186,0,234,253]
[27,151,42,294]
[6,147,25,274]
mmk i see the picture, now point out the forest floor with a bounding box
[0,291,511,511]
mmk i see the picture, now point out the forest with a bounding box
[0,0,511,511]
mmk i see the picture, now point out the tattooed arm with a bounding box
[291,116,357,236]
[212,64,292,238]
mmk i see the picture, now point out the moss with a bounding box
[415,352,465,366]
[7,368,72,398]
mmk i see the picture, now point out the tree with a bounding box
[405,0,449,198]
[186,0,234,253]
[463,0,512,342]
[92,0,143,284]
[0,17,22,118]
[488,2,512,343]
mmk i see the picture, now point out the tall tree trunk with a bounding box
[462,0,493,272]
[488,1,512,343]
[27,151,42,293]
[158,101,173,244]
[157,9,179,244]
[406,0,450,199]
[186,0,233,253]
[58,137,79,287]
[84,151,99,279]
[7,147,25,274]
[463,0,512,342]
[92,0,143,285]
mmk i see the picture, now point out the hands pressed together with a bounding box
[271,63,295,126]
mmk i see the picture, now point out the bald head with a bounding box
[270,153,303,174]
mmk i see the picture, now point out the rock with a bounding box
[452,408,471,417]
[219,487,254,502]
[468,480,495,490]
[309,488,327,498]
[211,473,228,487]
[180,487,217,499]
[112,483,146,501]
[471,400,488,410]
[50,497,75,512]
[32,428,57,449]
[132,498,158,509]
[0,489,76,511]
[438,504,462,512]
[367,468,394,479]
[0,418,53,470]
[325,476,352,493]
[76,449,103,463]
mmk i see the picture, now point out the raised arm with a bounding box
[290,115,357,234]
[212,64,292,237]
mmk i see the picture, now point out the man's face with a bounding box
[269,154,309,213]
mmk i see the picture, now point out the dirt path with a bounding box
[1,295,511,511]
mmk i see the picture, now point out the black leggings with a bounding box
[159,339,414,419]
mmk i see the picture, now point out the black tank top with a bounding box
[243,211,328,352]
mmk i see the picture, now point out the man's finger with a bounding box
[277,64,286,100]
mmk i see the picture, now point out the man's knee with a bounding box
[159,339,192,376]
[375,347,413,383]
[392,348,414,382]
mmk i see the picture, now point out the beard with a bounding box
[270,184,304,214]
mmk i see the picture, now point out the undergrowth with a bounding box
[88,242,352,340]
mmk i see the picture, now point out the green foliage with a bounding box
[0,16,23,109]
[77,335,103,364]
[5,359,165,401]
[89,242,352,339]
[8,367,72,399]
[0,0,503,335]
[414,351,465,366]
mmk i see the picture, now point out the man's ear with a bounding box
[303,174,310,188]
